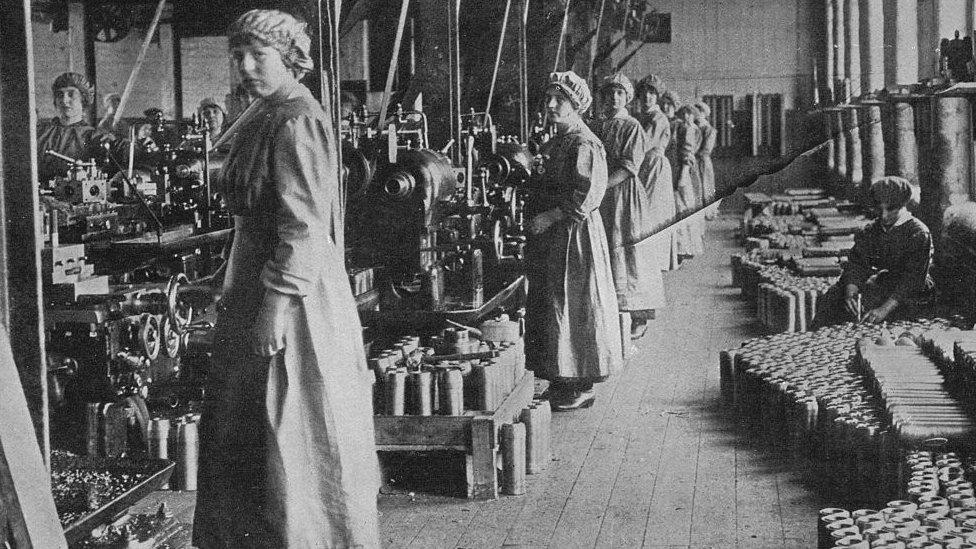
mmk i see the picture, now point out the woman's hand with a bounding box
[862,299,898,324]
[251,290,297,356]
[528,209,564,235]
[843,284,860,319]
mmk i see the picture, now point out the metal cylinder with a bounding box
[150,417,171,478]
[930,96,974,235]
[884,0,918,86]
[180,418,199,491]
[844,108,863,189]
[440,368,464,416]
[834,110,848,179]
[408,370,433,416]
[888,102,919,185]
[423,264,444,309]
[500,422,526,496]
[468,248,484,308]
[85,402,100,456]
[386,369,407,415]
[168,417,199,491]
[825,0,836,102]
[860,105,885,184]
[825,112,837,171]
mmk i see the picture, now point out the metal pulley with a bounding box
[481,141,533,188]
[165,273,193,333]
[138,313,161,360]
[342,141,374,199]
[161,316,182,358]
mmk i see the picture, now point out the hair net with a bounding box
[546,71,593,113]
[659,90,679,108]
[228,9,314,74]
[198,97,225,115]
[52,72,93,109]
[635,74,664,97]
[869,176,919,208]
[600,73,635,103]
[694,101,711,118]
[675,105,697,120]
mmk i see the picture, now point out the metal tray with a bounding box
[362,275,526,330]
[55,455,175,545]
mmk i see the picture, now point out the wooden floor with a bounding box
[377,217,829,549]
[135,217,829,548]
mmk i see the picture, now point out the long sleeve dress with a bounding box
[812,215,935,328]
[697,121,717,205]
[192,79,380,549]
[673,120,705,256]
[36,118,105,182]
[524,118,622,383]
[598,108,667,315]
[636,107,678,271]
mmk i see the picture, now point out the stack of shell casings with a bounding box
[765,232,815,250]
[719,319,953,506]
[756,268,835,333]
[149,413,200,491]
[819,450,976,549]
[951,332,976,404]
[857,334,976,446]
[743,213,807,237]
[368,327,526,416]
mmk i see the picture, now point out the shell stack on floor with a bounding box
[817,450,976,549]
[732,191,872,334]
[719,318,959,507]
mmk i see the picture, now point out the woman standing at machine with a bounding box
[672,104,705,258]
[525,71,622,411]
[694,101,717,206]
[596,73,666,340]
[193,10,379,548]
[634,74,677,272]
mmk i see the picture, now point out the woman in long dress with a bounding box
[672,105,705,257]
[596,73,667,340]
[694,101,717,206]
[634,75,678,271]
[193,10,379,548]
[525,71,622,411]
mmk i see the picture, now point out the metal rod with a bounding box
[112,0,166,128]
[378,0,412,131]
[518,0,530,142]
[553,0,572,73]
[586,0,607,84]
[486,0,513,116]
[211,97,263,152]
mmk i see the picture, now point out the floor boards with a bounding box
[137,217,827,548]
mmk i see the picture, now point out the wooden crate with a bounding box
[373,371,536,499]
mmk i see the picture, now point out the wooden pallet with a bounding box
[373,371,536,499]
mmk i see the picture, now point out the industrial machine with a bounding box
[341,103,533,320]
[39,115,226,460]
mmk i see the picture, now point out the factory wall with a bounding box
[605,0,819,110]
[32,8,231,124]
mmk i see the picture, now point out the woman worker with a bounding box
[596,73,666,340]
[37,72,119,182]
[672,104,705,257]
[634,74,677,271]
[694,101,717,206]
[193,10,379,548]
[197,97,227,140]
[525,71,622,411]
[811,176,934,328]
